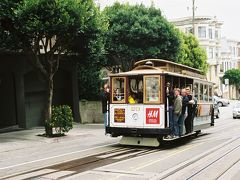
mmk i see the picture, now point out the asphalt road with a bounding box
[2,101,240,180]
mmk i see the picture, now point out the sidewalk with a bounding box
[0,123,120,178]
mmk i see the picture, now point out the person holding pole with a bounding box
[101,84,110,134]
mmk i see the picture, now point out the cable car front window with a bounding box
[129,77,143,104]
[112,77,126,103]
[144,75,161,104]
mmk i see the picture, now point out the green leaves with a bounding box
[14,0,85,43]
[223,69,240,86]
[104,3,181,71]
[0,0,104,55]
[51,105,73,134]
[176,32,208,74]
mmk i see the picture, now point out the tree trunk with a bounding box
[45,75,54,136]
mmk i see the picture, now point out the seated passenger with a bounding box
[114,88,122,101]
[128,93,137,104]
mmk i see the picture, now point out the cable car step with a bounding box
[163,132,198,141]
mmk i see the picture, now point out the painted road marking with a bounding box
[132,143,203,171]
[108,143,203,180]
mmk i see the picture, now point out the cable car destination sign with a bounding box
[114,108,125,123]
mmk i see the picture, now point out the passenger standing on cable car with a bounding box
[101,84,110,134]
[173,88,182,138]
[185,87,195,134]
[179,88,189,136]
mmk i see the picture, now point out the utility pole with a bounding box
[192,0,196,35]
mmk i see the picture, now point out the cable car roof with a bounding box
[109,59,211,83]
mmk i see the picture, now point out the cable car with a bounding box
[106,59,214,147]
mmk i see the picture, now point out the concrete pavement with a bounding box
[0,123,120,178]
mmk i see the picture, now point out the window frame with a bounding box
[143,75,162,104]
[209,28,213,39]
[204,84,209,102]
[198,26,206,38]
[209,85,213,102]
[209,47,214,59]
[111,76,127,104]
[193,82,199,101]
[199,83,204,102]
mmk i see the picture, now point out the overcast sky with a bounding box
[98,0,240,40]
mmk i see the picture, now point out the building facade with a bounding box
[238,42,240,68]
[219,38,239,98]
[171,16,223,94]
[0,53,80,131]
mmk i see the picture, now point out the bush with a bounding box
[51,105,74,135]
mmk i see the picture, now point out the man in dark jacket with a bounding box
[179,88,189,136]
[101,84,110,133]
[185,87,195,134]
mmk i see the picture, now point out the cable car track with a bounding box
[3,135,240,179]
[185,143,240,180]
[153,137,240,180]
[2,146,162,180]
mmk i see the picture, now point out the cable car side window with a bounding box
[193,82,199,100]
[209,86,213,102]
[204,84,208,102]
[200,83,204,102]
[112,77,126,103]
[143,75,161,104]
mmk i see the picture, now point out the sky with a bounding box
[98,0,240,40]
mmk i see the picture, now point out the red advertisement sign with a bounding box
[146,108,160,124]
[114,108,125,123]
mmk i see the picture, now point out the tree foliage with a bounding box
[104,3,182,71]
[176,33,208,74]
[77,60,102,101]
[0,0,107,135]
[223,69,240,86]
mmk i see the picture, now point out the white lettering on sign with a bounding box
[147,110,158,118]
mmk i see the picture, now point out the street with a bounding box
[1,101,240,180]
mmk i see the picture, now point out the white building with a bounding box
[220,38,239,99]
[238,42,240,68]
[171,16,223,93]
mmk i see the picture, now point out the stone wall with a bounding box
[79,100,103,124]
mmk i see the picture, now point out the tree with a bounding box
[0,0,107,136]
[104,3,182,72]
[77,60,102,101]
[223,69,240,87]
[176,33,208,74]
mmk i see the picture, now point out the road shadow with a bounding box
[108,132,212,150]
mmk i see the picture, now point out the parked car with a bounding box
[213,96,230,107]
[233,103,240,119]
